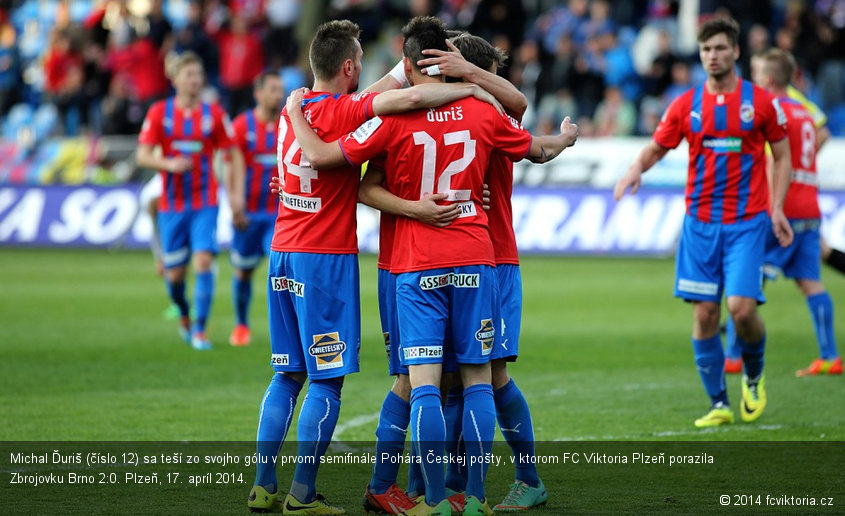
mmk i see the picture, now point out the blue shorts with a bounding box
[492,264,522,361]
[379,268,459,374]
[395,265,498,367]
[267,251,360,379]
[763,220,821,281]
[674,212,768,303]
[231,212,276,270]
[157,208,219,268]
[378,268,406,376]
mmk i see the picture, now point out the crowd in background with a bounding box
[0,0,844,140]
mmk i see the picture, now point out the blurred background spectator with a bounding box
[0,0,843,139]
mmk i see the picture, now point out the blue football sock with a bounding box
[409,385,446,506]
[692,335,728,406]
[166,279,190,317]
[494,379,540,487]
[254,373,303,491]
[233,276,252,326]
[193,271,214,333]
[444,388,466,493]
[737,333,766,379]
[407,442,425,498]
[807,292,838,359]
[724,318,741,359]
[290,379,342,503]
[462,384,495,501]
[370,391,410,494]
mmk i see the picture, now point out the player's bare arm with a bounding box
[418,39,527,119]
[525,116,579,164]
[224,146,248,230]
[613,141,670,200]
[769,137,795,247]
[371,81,503,116]
[286,88,347,170]
[816,125,830,151]
[358,165,461,228]
[136,144,192,174]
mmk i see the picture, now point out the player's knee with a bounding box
[692,302,720,331]
[491,359,510,390]
[391,374,411,401]
[281,371,307,385]
[796,279,824,298]
[193,252,214,271]
[459,362,491,388]
[166,266,187,284]
[729,303,758,329]
[235,268,253,281]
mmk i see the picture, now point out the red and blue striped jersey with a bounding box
[778,96,821,220]
[139,98,235,212]
[653,79,787,224]
[232,109,280,214]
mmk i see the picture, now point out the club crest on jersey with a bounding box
[309,332,347,370]
[475,319,495,355]
[350,116,383,143]
[740,102,755,124]
[426,106,464,122]
[403,345,443,360]
[270,276,305,297]
[419,273,480,290]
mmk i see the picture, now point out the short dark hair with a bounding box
[450,34,507,72]
[309,20,361,80]
[254,69,280,90]
[697,17,740,46]
[402,16,449,73]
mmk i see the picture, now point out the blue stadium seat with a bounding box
[33,104,59,142]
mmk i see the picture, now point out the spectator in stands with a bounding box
[593,85,635,136]
[214,13,264,116]
[44,29,84,136]
[643,30,678,98]
[173,1,218,84]
[0,22,20,116]
[145,0,173,51]
[264,0,300,69]
[662,60,692,106]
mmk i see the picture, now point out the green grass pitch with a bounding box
[1,249,843,514]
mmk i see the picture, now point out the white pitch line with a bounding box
[553,424,785,441]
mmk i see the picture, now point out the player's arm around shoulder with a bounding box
[358,165,460,228]
[285,88,347,170]
[371,81,503,116]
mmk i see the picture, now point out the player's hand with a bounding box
[482,183,491,211]
[560,116,578,148]
[168,156,192,174]
[418,39,472,78]
[286,87,308,113]
[411,193,462,227]
[232,208,249,231]
[771,209,794,247]
[155,259,164,277]
[472,85,504,115]
[613,165,642,201]
[269,176,281,196]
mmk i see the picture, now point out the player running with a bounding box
[137,51,246,351]
[228,71,284,347]
[614,17,793,428]
[249,19,512,515]
[754,49,840,376]
[285,16,577,516]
